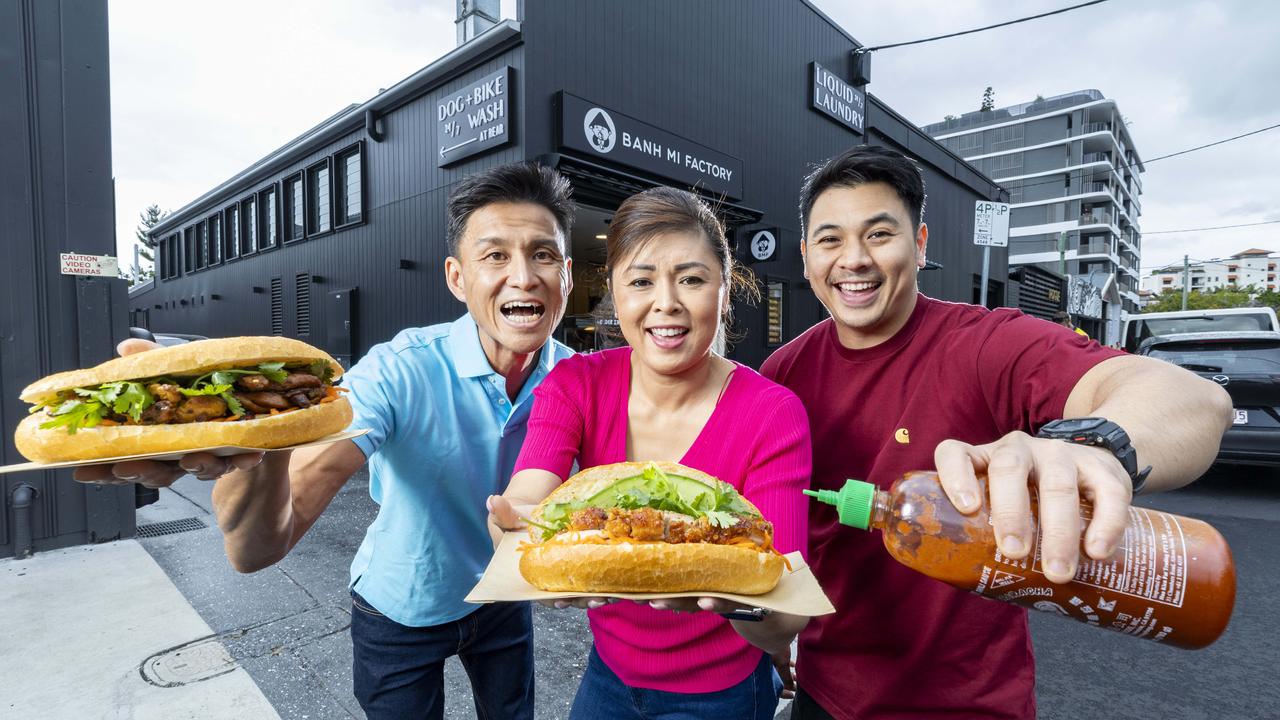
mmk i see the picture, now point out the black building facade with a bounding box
[2,0,134,558]
[132,0,1008,370]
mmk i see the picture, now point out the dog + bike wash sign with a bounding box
[437,66,513,167]
[559,92,743,199]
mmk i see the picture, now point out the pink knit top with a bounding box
[514,347,811,693]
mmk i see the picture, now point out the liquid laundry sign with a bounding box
[810,62,864,135]
[558,92,744,199]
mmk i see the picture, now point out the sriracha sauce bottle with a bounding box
[805,471,1235,649]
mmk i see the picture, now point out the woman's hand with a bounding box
[485,494,537,547]
[647,597,747,614]
[541,597,618,610]
[647,597,807,656]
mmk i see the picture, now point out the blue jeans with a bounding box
[350,590,534,720]
[569,646,782,720]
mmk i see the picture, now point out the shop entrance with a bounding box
[559,205,618,352]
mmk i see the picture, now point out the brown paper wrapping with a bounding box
[466,532,836,616]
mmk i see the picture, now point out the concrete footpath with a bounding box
[0,539,280,720]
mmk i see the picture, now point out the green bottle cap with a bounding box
[802,479,875,529]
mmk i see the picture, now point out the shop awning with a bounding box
[540,153,764,228]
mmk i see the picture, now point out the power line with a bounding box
[1143,123,1280,164]
[1142,220,1280,235]
[860,0,1108,52]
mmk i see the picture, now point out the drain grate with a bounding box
[136,517,208,538]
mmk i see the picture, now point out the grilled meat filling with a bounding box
[235,372,321,392]
[564,507,773,548]
[174,395,229,423]
[86,371,337,426]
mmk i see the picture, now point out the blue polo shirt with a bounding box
[345,314,573,627]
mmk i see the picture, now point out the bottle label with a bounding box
[974,502,1190,642]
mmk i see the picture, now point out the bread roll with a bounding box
[519,461,785,595]
[16,336,352,462]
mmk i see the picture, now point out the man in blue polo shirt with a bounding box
[81,162,576,719]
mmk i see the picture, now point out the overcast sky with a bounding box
[109,0,1279,277]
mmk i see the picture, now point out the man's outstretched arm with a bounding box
[935,354,1232,582]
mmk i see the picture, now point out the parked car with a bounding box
[1139,331,1280,466]
[128,327,209,347]
[154,332,210,346]
[1122,307,1278,353]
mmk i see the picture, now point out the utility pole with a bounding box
[1059,231,1068,275]
[1181,254,1190,311]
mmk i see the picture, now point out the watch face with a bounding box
[1049,417,1106,434]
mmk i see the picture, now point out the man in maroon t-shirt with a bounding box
[762,145,1232,719]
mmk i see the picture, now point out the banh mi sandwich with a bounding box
[519,461,789,595]
[16,336,352,462]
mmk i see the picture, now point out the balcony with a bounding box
[922,89,1104,135]
[1077,122,1112,136]
[1082,152,1111,165]
[1079,211,1114,227]
[1078,239,1112,255]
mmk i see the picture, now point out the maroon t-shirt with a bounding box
[761,295,1123,719]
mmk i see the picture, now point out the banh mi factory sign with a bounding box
[558,92,744,199]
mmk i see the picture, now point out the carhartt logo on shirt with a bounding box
[894,428,910,444]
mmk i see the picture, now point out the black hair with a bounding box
[445,162,575,255]
[597,186,759,342]
[798,145,927,238]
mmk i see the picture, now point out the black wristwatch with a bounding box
[1035,418,1153,494]
[719,607,772,622]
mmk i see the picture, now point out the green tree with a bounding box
[1144,285,1280,313]
[126,204,167,286]
[980,86,995,112]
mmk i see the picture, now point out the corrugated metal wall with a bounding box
[1,0,134,558]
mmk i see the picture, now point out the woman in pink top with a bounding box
[488,187,811,719]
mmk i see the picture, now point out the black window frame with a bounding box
[183,226,195,274]
[305,158,333,237]
[333,141,365,229]
[283,172,305,244]
[239,194,258,256]
[195,219,208,270]
[224,204,241,261]
[207,212,223,266]
[257,183,281,252]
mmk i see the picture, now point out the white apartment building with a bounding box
[924,90,1143,343]
[1143,248,1278,295]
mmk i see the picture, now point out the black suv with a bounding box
[1139,331,1280,466]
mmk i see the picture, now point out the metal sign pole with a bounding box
[980,245,991,308]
